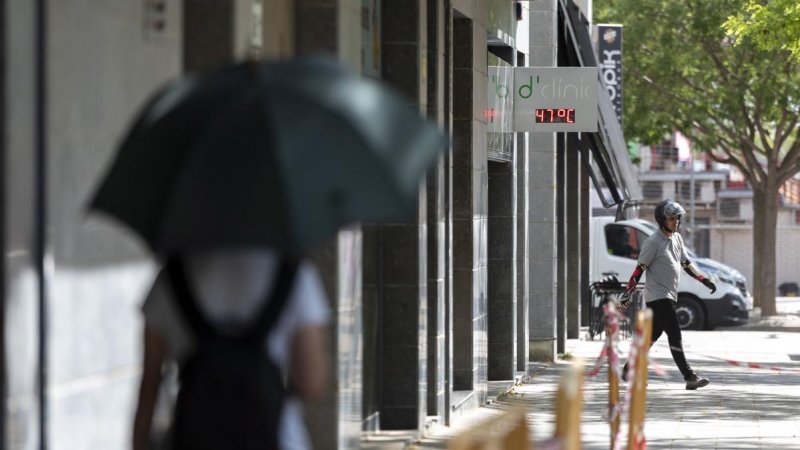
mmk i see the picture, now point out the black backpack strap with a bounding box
[167,256,216,338]
[246,258,298,344]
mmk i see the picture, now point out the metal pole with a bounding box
[443,0,453,426]
[35,0,49,448]
[0,0,6,445]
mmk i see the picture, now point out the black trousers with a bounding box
[624,298,694,380]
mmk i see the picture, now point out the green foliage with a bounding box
[723,0,800,60]
[595,0,800,312]
[594,0,800,188]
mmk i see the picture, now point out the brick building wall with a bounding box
[709,226,800,295]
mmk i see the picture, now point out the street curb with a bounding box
[716,307,800,333]
[718,325,800,333]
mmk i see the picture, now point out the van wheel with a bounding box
[676,297,705,331]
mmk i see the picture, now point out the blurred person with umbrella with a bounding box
[89,56,445,450]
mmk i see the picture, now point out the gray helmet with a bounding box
[654,199,686,229]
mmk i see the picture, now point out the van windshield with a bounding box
[605,224,648,260]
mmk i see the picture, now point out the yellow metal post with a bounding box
[501,407,530,450]
[627,309,653,450]
[608,302,620,448]
[447,405,530,450]
[554,361,584,450]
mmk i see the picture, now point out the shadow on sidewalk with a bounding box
[412,354,800,449]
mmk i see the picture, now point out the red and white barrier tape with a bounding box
[583,303,656,450]
[581,303,631,449]
[661,344,800,373]
[587,303,626,379]
[718,358,800,372]
[613,324,641,450]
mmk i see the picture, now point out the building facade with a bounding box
[1,1,639,449]
[628,134,800,296]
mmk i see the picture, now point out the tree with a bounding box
[723,0,800,60]
[594,0,800,316]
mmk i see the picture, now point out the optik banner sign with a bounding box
[597,24,623,125]
[512,67,598,132]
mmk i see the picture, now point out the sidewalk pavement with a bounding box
[719,296,800,332]
[409,297,800,449]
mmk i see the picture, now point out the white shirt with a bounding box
[142,249,330,450]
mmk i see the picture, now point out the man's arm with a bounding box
[290,325,328,399]
[682,259,716,293]
[619,263,647,310]
[133,326,165,450]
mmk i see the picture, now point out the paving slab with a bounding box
[401,299,800,449]
[411,329,800,449]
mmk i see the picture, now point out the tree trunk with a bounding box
[751,189,765,309]
[759,180,779,317]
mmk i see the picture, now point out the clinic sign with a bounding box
[512,67,598,132]
[487,65,513,133]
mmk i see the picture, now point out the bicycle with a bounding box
[587,276,642,341]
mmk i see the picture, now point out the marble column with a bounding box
[567,136,581,338]
[486,51,518,383]
[442,1,454,426]
[262,0,294,58]
[516,132,530,372]
[556,134,567,353]
[580,138,591,326]
[374,0,429,431]
[293,2,363,448]
[527,0,558,362]
[452,14,488,402]
[487,154,517,380]
[426,0,447,425]
[182,0,254,69]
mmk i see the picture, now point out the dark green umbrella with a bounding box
[90,57,445,255]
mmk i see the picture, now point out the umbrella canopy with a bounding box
[90,57,445,255]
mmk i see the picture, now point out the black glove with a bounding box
[702,278,717,294]
[618,292,632,311]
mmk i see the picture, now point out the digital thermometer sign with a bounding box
[513,67,598,132]
[535,108,575,124]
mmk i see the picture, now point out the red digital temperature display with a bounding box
[535,108,575,124]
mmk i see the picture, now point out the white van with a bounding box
[590,216,749,330]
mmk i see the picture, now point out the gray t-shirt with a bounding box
[637,229,689,303]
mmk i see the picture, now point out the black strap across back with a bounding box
[166,256,298,345]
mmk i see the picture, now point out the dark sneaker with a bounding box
[685,374,710,390]
[620,368,646,386]
[620,374,648,387]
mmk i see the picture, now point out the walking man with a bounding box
[619,199,715,390]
